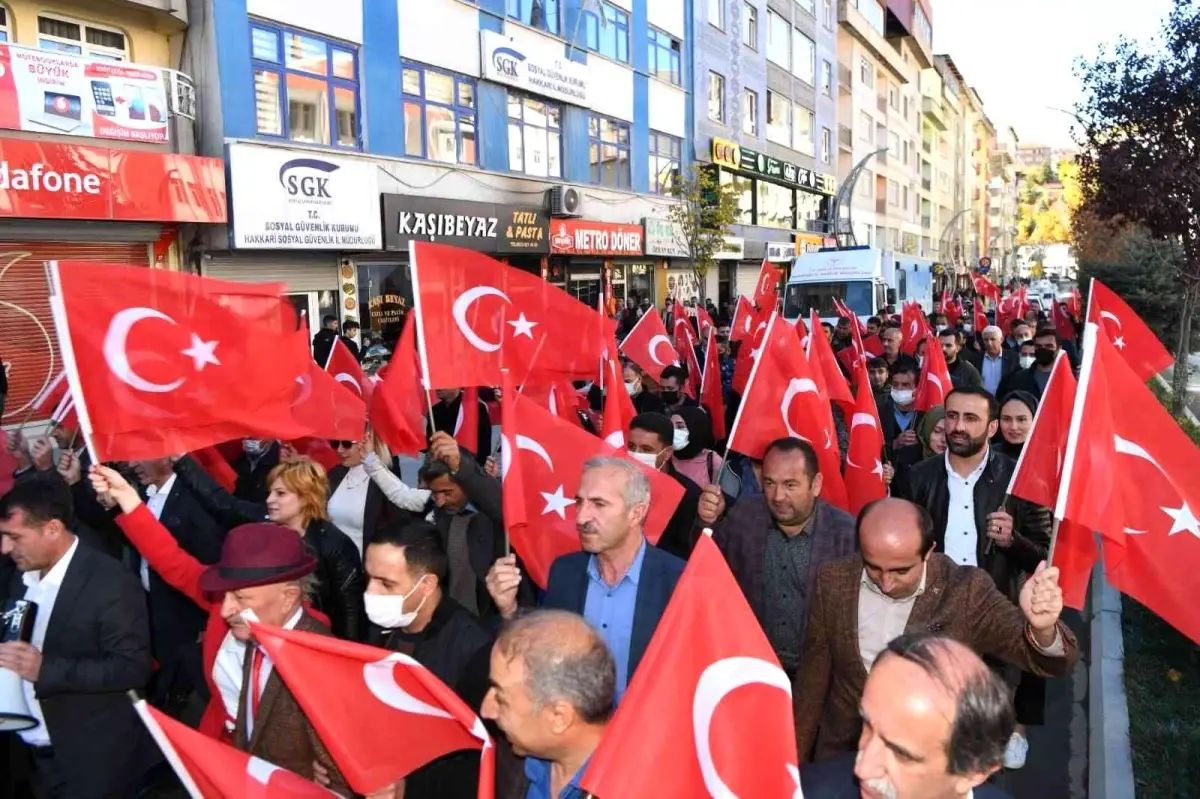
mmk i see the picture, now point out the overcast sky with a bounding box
[931,0,1172,147]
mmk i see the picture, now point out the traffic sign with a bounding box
[978,256,992,275]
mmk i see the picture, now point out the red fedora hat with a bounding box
[199,523,318,594]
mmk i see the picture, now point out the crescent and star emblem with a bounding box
[648,334,680,368]
[507,434,573,519]
[364,654,456,720]
[452,287,538,351]
[1099,310,1127,349]
[1113,435,1200,538]
[334,373,362,395]
[780,378,819,441]
[103,307,220,394]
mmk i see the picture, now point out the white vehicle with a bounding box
[1029,279,1058,310]
[781,247,935,325]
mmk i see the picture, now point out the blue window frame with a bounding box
[583,3,629,63]
[647,28,681,85]
[250,22,360,149]
[588,114,630,189]
[649,131,682,195]
[507,0,561,36]
[508,91,562,178]
[401,62,477,165]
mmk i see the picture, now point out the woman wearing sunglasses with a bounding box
[327,432,429,556]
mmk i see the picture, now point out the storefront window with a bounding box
[357,263,413,351]
[719,169,753,225]
[756,181,795,230]
[616,263,654,309]
[796,190,824,230]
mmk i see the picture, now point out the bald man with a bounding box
[801,633,1017,798]
[481,610,614,799]
[793,498,1078,764]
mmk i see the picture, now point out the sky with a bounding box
[932,0,1173,148]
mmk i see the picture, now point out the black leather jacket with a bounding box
[172,456,366,641]
[896,448,1051,597]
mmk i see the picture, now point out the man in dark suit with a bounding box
[485,457,685,701]
[231,438,281,504]
[0,476,154,798]
[697,438,857,680]
[800,633,1017,799]
[311,314,340,366]
[966,325,1020,398]
[939,328,984,390]
[626,412,701,559]
[795,498,1078,763]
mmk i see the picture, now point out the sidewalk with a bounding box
[995,607,1091,798]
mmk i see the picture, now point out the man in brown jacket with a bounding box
[794,498,1078,764]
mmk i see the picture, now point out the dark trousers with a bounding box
[1014,671,1047,726]
[4,741,68,799]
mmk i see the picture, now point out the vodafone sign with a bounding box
[0,138,226,222]
[549,219,643,256]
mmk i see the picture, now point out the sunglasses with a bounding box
[329,440,356,450]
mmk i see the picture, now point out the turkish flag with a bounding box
[191,446,239,494]
[1052,300,1077,343]
[50,261,308,462]
[453,386,481,452]
[845,360,887,514]
[1086,278,1173,380]
[1069,287,1084,318]
[601,351,636,449]
[411,242,613,388]
[732,304,771,395]
[974,305,988,335]
[727,313,849,510]
[900,302,929,355]
[289,437,342,472]
[135,701,335,798]
[752,259,782,311]
[729,295,756,342]
[914,333,952,412]
[807,309,853,415]
[293,359,367,442]
[1056,324,1200,643]
[324,337,373,408]
[247,621,494,797]
[700,327,727,441]
[499,377,683,587]
[678,334,703,400]
[579,534,800,798]
[370,320,427,457]
[619,307,678,381]
[672,300,696,349]
[695,305,716,341]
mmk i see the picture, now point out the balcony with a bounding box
[922,96,948,132]
[838,0,908,80]
[839,63,853,94]
[922,177,932,191]
[877,196,889,215]
[922,214,933,230]
[877,95,888,114]
[839,124,853,151]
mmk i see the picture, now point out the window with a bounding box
[791,29,814,84]
[720,170,754,225]
[903,94,910,120]
[859,58,874,89]
[743,89,759,136]
[855,0,885,35]
[821,127,832,164]
[38,15,127,60]
[903,185,910,210]
[743,3,758,49]
[0,8,8,43]
[794,0,816,16]
[507,92,561,178]
[757,181,794,229]
[252,24,359,148]
[888,179,900,205]
[794,105,815,156]
[583,3,629,63]
[915,4,933,49]
[859,111,873,143]
[902,139,911,165]
[823,0,834,28]
[766,11,789,68]
[649,131,681,194]
[589,115,630,189]
[708,71,725,121]
[707,0,725,29]
[767,91,791,146]
[401,62,476,165]
[858,169,874,198]
[821,60,833,97]
[888,83,899,110]
[889,131,900,157]
[648,28,682,85]
[508,0,560,35]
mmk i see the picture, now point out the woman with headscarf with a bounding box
[917,406,947,459]
[995,391,1038,459]
[669,406,723,488]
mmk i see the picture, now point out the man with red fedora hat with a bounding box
[89,464,350,795]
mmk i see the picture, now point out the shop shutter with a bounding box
[735,262,763,299]
[200,253,338,292]
[1,241,151,426]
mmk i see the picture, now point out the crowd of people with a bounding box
[0,283,1081,799]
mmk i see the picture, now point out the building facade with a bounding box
[0,0,224,424]
[189,0,692,349]
[692,0,839,305]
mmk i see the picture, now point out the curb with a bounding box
[1088,559,1136,799]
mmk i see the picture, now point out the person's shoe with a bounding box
[1004,732,1029,769]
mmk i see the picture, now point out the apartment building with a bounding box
[988,125,1020,279]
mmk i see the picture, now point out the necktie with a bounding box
[250,647,265,721]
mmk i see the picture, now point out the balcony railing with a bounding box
[922,96,948,132]
[921,177,932,191]
[838,63,852,93]
[839,125,853,150]
[877,95,888,114]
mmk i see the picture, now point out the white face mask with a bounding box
[629,450,660,469]
[891,388,915,406]
[624,380,639,396]
[672,428,690,450]
[364,575,428,630]
[962,324,973,334]
[242,438,265,455]
[1019,355,1036,369]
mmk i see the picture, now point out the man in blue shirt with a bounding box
[485,457,685,700]
[481,610,614,799]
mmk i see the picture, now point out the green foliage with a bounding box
[668,166,739,301]
[1016,162,1072,247]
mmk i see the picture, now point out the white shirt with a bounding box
[141,474,177,591]
[18,537,80,746]
[858,563,928,672]
[212,606,303,736]
[327,465,370,554]
[944,450,990,566]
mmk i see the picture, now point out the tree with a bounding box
[1074,0,1200,413]
[667,166,740,303]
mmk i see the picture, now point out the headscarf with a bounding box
[918,406,946,459]
[995,390,1039,459]
[671,406,714,461]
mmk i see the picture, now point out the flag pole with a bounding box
[1051,323,1101,560]
[44,261,99,466]
[725,312,778,452]
[130,694,204,799]
[407,242,438,434]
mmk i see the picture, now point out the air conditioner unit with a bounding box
[548,186,582,217]
[165,70,196,121]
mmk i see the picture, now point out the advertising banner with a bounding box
[549,220,643,256]
[382,195,548,253]
[0,44,170,143]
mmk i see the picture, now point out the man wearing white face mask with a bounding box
[626,413,702,559]
[232,438,280,504]
[363,521,494,799]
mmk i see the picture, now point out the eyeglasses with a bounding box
[329,440,356,450]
